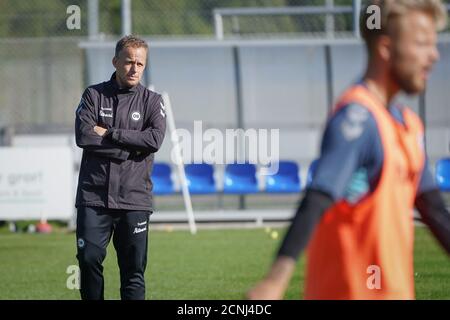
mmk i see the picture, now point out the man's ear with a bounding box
[112,56,117,68]
[377,35,392,62]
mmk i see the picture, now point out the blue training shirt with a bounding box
[309,103,436,204]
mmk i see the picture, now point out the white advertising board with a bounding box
[0,147,73,220]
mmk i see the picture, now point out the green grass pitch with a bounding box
[0,226,448,300]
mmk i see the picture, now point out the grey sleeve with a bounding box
[309,104,379,201]
[75,88,130,161]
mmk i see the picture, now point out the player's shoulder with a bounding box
[138,85,161,100]
[137,85,163,111]
[326,103,378,141]
[83,81,109,98]
[331,103,376,126]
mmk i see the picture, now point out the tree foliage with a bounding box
[0,0,448,38]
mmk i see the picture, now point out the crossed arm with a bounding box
[75,89,166,160]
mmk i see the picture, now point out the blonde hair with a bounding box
[361,0,448,49]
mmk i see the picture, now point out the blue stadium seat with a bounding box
[223,163,259,194]
[265,161,301,193]
[185,163,217,194]
[307,159,319,187]
[435,158,450,191]
[151,163,175,195]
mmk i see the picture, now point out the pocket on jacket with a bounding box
[79,157,108,187]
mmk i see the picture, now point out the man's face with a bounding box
[389,11,440,95]
[112,46,147,88]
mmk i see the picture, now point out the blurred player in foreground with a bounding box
[248,0,450,300]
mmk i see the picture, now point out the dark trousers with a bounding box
[76,206,151,300]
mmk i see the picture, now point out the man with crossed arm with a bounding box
[75,35,166,300]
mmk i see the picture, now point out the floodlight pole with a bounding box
[325,0,335,39]
[88,0,99,39]
[214,10,224,40]
[353,0,362,38]
[121,0,132,36]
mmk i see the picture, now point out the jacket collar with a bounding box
[109,72,139,94]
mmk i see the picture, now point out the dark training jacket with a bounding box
[75,73,166,211]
